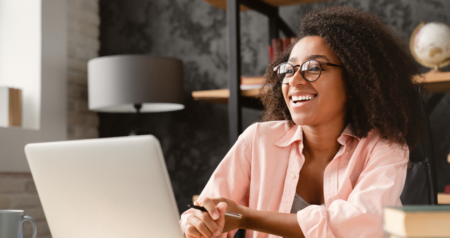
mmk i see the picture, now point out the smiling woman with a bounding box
[180,6,424,238]
[262,6,424,148]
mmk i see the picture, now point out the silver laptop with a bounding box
[25,135,184,238]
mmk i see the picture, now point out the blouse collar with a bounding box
[274,123,360,148]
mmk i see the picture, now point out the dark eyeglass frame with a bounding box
[273,60,344,84]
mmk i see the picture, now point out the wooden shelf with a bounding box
[203,0,330,11]
[192,88,260,104]
[193,71,450,104]
[418,71,450,93]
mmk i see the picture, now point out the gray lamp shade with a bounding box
[88,55,184,113]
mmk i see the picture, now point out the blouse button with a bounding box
[290,173,296,179]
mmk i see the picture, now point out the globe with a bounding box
[410,22,450,70]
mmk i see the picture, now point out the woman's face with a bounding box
[282,36,347,126]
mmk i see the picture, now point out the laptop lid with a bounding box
[25,135,183,238]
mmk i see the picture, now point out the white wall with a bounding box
[0,0,67,172]
[0,0,41,130]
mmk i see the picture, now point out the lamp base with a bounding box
[128,103,145,136]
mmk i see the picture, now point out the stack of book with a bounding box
[383,205,450,237]
[269,37,297,62]
[0,87,22,127]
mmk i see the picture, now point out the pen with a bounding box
[187,204,242,220]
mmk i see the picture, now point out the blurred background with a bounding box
[0,0,449,237]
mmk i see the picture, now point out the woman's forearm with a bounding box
[240,207,305,238]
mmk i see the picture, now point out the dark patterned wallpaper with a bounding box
[99,0,450,213]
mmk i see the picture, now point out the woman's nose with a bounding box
[288,70,308,87]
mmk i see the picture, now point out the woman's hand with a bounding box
[207,197,243,233]
[185,197,245,238]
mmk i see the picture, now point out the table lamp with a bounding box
[88,55,184,134]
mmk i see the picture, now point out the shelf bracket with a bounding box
[240,0,278,16]
[227,0,243,146]
[269,14,280,43]
[278,16,296,38]
[240,0,296,40]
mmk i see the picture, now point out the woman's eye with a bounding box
[309,67,321,72]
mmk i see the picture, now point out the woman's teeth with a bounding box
[292,95,316,103]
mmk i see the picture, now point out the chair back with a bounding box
[400,87,438,205]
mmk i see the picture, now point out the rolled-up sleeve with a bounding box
[179,124,254,237]
[298,142,409,238]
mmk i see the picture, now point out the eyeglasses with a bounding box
[273,60,343,84]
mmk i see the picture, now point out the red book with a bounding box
[445,185,450,194]
[272,38,282,59]
[268,45,274,63]
[282,37,291,51]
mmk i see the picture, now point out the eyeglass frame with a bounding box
[273,60,344,84]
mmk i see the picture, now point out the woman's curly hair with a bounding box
[260,6,425,148]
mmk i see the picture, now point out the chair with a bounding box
[400,87,438,205]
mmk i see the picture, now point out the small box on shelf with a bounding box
[0,87,22,128]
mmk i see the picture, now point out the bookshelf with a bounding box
[197,0,450,145]
[193,71,450,105]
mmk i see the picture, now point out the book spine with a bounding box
[282,37,291,51]
[268,45,274,63]
[8,88,14,126]
[272,38,282,60]
[16,89,22,127]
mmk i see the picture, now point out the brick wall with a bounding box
[0,1,100,237]
[67,0,100,140]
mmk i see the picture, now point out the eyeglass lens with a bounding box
[277,60,321,83]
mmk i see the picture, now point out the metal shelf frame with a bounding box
[227,0,296,146]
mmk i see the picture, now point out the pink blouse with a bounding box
[180,121,408,238]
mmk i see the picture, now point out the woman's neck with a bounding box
[301,119,346,163]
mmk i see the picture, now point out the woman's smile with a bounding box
[289,93,318,109]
